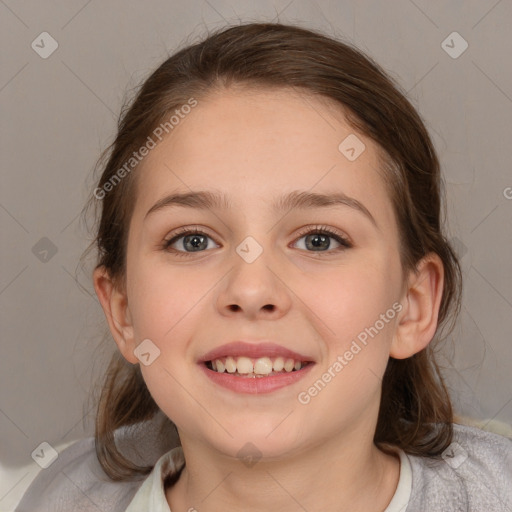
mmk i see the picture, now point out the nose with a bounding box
[215,247,292,321]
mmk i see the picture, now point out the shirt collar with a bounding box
[125,446,185,512]
[125,446,411,512]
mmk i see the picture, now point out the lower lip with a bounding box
[198,363,315,394]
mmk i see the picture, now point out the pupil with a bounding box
[307,234,329,251]
[185,234,207,251]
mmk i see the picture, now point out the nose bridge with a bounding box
[215,233,291,318]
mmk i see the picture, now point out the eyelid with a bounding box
[290,227,353,255]
[163,225,219,247]
[293,224,352,247]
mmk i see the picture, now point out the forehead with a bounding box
[132,87,395,226]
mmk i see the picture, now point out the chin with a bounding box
[212,427,307,462]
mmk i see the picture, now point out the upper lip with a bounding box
[198,341,315,363]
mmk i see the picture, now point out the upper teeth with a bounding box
[210,356,304,375]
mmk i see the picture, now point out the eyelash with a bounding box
[162,225,352,257]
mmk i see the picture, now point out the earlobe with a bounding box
[390,253,444,359]
[92,266,138,364]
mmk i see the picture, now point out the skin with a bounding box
[94,86,444,512]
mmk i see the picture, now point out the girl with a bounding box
[17,21,511,512]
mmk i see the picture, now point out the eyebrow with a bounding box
[144,190,377,228]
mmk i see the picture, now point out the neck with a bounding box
[166,428,400,512]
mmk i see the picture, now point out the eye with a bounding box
[162,225,352,257]
[292,225,352,253]
[163,227,219,256]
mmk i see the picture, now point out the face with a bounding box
[119,87,405,459]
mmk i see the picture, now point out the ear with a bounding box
[390,252,444,359]
[92,266,138,364]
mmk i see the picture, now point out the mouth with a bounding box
[198,341,316,394]
[204,356,313,378]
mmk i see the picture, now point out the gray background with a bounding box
[1,0,511,509]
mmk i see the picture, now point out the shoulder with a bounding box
[15,412,179,512]
[14,436,145,512]
[405,423,512,512]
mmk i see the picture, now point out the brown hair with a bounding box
[81,21,462,481]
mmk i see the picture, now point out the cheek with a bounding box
[127,263,212,427]
[127,259,211,342]
[299,270,399,422]
[312,255,402,405]
[318,258,401,342]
